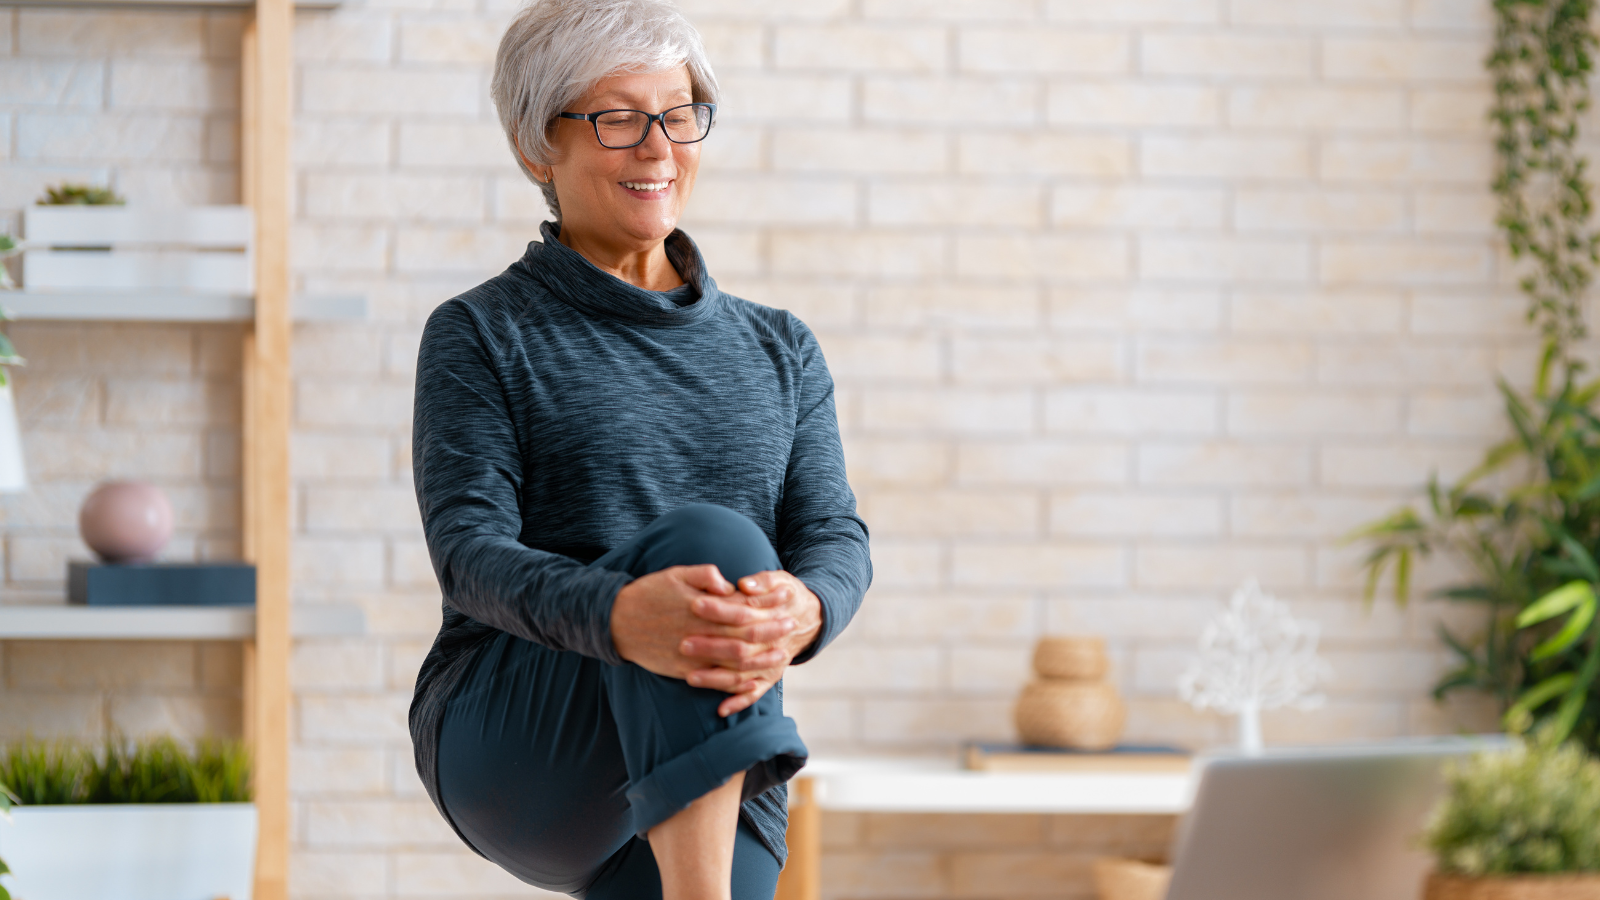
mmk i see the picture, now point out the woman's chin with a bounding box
[614,213,683,244]
[560,206,684,248]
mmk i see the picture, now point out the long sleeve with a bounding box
[776,320,872,664]
[413,299,632,665]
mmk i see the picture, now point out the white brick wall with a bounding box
[0,0,1527,896]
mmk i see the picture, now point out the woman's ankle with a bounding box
[648,775,743,900]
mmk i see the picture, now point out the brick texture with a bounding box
[0,3,1518,899]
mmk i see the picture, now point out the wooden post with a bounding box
[774,776,821,900]
[242,0,292,898]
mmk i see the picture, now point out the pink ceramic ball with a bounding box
[79,480,173,564]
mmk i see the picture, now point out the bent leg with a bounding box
[437,504,804,899]
[583,818,783,900]
[437,634,634,893]
[589,503,807,838]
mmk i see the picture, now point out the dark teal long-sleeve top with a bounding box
[408,221,871,864]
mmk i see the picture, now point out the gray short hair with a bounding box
[491,0,720,221]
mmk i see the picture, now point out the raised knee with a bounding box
[658,503,762,541]
[644,504,778,580]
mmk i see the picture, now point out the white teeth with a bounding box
[623,181,668,192]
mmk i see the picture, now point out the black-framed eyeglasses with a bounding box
[557,103,716,149]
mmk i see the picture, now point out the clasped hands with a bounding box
[611,565,822,717]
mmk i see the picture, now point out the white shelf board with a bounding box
[2,291,367,323]
[0,604,366,640]
[0,0,342,8]
[803,756,1195,815]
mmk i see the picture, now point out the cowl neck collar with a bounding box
[518,221,726,327]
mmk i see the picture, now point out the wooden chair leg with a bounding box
[774,776,820,900]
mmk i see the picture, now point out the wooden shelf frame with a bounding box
[241,3,293,898]
[0,4,300,897]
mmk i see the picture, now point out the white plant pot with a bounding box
[0,382,26,493]
[0,803,257,900]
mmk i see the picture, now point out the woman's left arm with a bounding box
[682,319,871,713]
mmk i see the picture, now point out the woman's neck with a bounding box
[556,223,685,291]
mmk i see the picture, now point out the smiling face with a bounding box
[543,66,702,253]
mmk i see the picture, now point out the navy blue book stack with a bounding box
[67,561,256,606]
[963,742,1191,773]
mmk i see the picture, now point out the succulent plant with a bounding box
[36,183,124,206]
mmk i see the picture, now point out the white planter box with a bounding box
[22,251,252,293]
[0,803,257,900]
[21,206,253,294]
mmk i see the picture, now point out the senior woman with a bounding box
[408,1,870,898]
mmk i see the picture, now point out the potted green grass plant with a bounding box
[1421,731,1600,899]
[0,736,255,900]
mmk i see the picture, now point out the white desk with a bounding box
[774,757,1195,900]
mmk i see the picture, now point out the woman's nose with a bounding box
[633,119,674,158]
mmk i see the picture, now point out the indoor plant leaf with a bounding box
[1517,580,1595,627]
[1505,673,1577,731]
[1529,593,1596,661]
[1558,534,1600,580]
[1435,585,1498,603]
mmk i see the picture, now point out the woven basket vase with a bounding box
[1033,636,1110,681]
[1093,858,1172,900]
[1424,873,1600,900]
[1013,679,1125,750]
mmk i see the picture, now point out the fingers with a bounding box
[685,666,758,692]
[738,573,781,600]
[691,594,773,626]
[741,586,793,610]
[679,635,786,669]
[686,667,775,716]
[682,612,795,647]
[692,599,795,639]
[739,572,802,609]
[689,598,796,644]
[718,683,771,717]
[679,564,735,596]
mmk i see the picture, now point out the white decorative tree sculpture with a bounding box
[1178,578,1331,755]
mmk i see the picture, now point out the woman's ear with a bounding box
[516,143,552,183]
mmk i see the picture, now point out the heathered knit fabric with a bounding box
[409,220,872,867]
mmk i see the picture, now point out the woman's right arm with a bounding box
[413,298,635,664]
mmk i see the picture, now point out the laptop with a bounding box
[1164,736,1509,900]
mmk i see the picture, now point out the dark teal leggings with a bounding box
[436,504,806,898]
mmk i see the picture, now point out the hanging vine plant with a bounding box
[1351,0,1600,751]
[1491,0,1599,355]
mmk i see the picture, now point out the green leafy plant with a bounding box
[0,233,15,289]
[0,234,25,387]
[35,183,124,206]
[1423,732,1600,875]
[0,311,24,390]
[0,736,251,805]
[1355,355,1600,750]
[1509,571,1600,744]
[1352,0,1600,753]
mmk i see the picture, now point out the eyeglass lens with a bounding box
[593,104,713,148]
